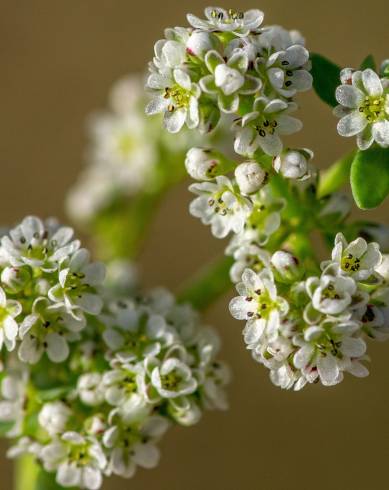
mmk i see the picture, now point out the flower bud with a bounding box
[85,415,106,435]
[186,31,218,58]
[340,67,355,85]
[185,147,231,180]
[234,162,268,195]
[273,149,313,180]
[1,266,31,293]
[271,251,303,283]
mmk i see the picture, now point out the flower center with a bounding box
[341,253,361,273]
[246,289,275,320]
[359,95,385,123]
[254,117,278,137]
[322,283,340,300]
[68,443,91,466]
[164,85,190,111]
[116,133,134,156]
[161,371,181,390]
[211,8,244,23]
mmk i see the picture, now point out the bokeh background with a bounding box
[1,1,389,488]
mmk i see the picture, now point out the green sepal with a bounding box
[360,54,376,71]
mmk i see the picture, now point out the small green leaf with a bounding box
[360,54,376,70]
[310,53,341,107]
[351,147,389,209]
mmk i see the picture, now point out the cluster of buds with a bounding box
[0,217,229,489]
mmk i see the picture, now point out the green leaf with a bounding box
[310,53,341,107]
[351,147,389,209]
[360,54,376,70]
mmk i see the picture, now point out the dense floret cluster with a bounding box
[0,217,229,489]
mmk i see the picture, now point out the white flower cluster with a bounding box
[0,216,105,364]
[335,62,389,149]
[146,7,312,156]
[146,6,315,280]
[66,75,205,226]
[229,233,389,390]
[0,222,229,489]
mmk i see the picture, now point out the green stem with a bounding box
[15,456,69,490]
[15,456,40,490]
[317,150,356,198]
[177,256,234,311]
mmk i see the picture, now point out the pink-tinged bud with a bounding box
[186,31,218,58]
[1,266,31,293]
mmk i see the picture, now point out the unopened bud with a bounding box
[186,31,219,58]
[271,251,303,283]
[340,67,355,85]
[235,162,268,195]
[185,147,231,180]
[273,149,313,180]
[1,266,31,293]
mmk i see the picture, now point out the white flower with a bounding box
[146,68,200,133]
[105,307,174,363]
[357,303,389,340]
[18,297,85,364]
[293,319,368,387]
[229,268,289,344]
[273,148,313,180]
[305,273,357,317]
[1,266,31,294]
[200,50,261,114]
[102,364,150,424]
[86,110,156,191]
[322,233,382,281]
[103,416,169,478]
[233,97,302,156]
[234,161,268,195]
[0,287,21,352]
[229,243,271,283]
[0,372,27,437]
[38,401,71,436]
[257,44,312,97]
[189,175,252,238]
[187,7,264,37]
[77,373,105,407]
[375,254,389,281]
[41,432,107,490]
[334,68,389,149]
[150,358,197,399]
[1,216,79,272]
[185,147,230,181]
[49,249,105,319]
[255,25,305,52]
[226,187,284,249]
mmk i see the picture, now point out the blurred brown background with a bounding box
[1,1,389,489]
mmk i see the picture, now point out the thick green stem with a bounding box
[15,456,67,490]
[317,150,356,198]
[15,456,40,490]
[177,256,234,311]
